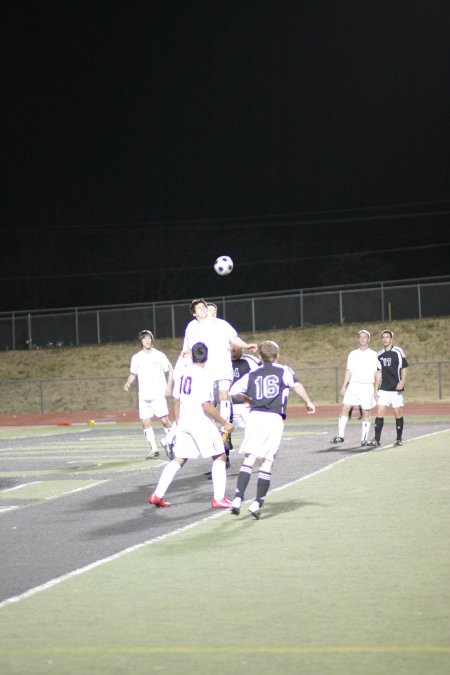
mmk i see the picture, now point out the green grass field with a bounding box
[1,428,449,675]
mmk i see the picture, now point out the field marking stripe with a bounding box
[0,645,448,655]
[1,429,448,610]
[1,481,43,493]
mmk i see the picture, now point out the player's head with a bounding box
[230,344,243,360]
[357,329,370,339]
[259,340,279,362]
[381,329,394,347]
[207,302,217,318]
[138,329,154,345]
[192,342,208,363]
[381,329,394,339]
[189,298,208,316]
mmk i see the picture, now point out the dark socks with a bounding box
[374,416,384,441]
[396,417,404,440]
[255,470,271,507]
[235,464,252,499]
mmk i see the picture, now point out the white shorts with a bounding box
[138,397,169,421]
[204,359,233,384]
[377,390,404,408]
[175,420,224,459]
[238,411,284,462]
[343,383,376,410]
[231,403,250,429]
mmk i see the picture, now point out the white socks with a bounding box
[211,458,227,500]
[361,420,371,442]
[144,427,158,453]
[155,461,181,497]
[338,415,348,438]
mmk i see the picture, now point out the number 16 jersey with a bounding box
[229,362,295,419]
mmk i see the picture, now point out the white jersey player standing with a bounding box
[124,330,174,459]
[331,329,380,446]
[148,342,234,509]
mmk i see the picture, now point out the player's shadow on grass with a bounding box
[263,499,324,519]
[80,470,231,539]
[316,445,372,454]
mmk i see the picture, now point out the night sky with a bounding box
[2,1,449,311]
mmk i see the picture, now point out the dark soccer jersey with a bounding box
[377,346,409,391]
[229,361,295,419]
[230,354,261,403]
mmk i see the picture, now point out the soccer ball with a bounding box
[214,255,233,276]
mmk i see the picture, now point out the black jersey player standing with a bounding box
[369,330,409,447]
[228,340,315,519]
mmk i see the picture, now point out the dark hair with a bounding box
[189,298,207,314]
[192,342,208,363]
[138,329,154,343]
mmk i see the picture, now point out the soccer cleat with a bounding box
[331,436,344,444]
[146,449,160,459]
[394,440,403,446]
[360,440,369,447]
[211,497,232,509]
[148,493,171,508]
[368,438,381,447]
[230,497,241,516]
[248,500,262,519]
[164,441,175,461]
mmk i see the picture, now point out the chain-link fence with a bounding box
[0,360,448,414]
[0,277,449,351]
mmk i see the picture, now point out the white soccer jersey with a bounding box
[129,348,172,400]
[346,348,380,384]
[173,363,215,431]
[183,317,236,381]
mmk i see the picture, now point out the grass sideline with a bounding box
[0,429,449,675]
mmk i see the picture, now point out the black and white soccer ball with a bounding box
[214,255,234,276]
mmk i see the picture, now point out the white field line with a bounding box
[0,481,106,514]
[1,428,448,610]
[1,481,43,493]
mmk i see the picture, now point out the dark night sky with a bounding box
[2,0,449,310]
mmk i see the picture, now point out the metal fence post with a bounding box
[335,366,340,403]
[75,307,79,346]
[299,289,304,328]
[40,380,45,413]
[27,313,32,349]
[418,284,422,319]
[171,304,175,339]
[96,311,101,345]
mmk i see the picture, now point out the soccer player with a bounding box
[369,329,409,447]
[229,340,315,519]
[148,342,234,509]
[124,330,173,459]
[179,298,257,445]
[331,330,380,446]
